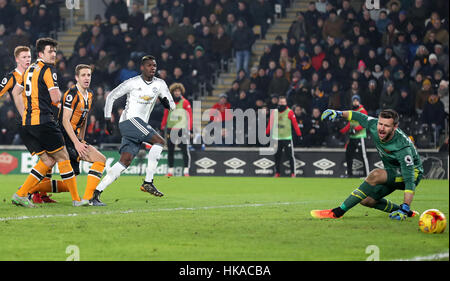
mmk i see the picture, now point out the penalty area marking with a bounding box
[0,200,334,222]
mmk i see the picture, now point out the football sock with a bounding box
[332,181,371,217]
[372,198,399,213]
[29,179,68,193]
[83,162,105,200]
[58,160,80,201]
[40,168,53,196]
[183,167,189,175]
[145,144,163,182]
[96,161,126,192]
[16,159,50,197]
[167,167,174,175]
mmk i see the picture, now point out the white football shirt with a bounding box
[104,75,175,123]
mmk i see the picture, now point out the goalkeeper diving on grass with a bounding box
[311,109,423,220]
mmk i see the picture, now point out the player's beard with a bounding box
[379,129,394,142]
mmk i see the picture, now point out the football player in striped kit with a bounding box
[91,55,175,206]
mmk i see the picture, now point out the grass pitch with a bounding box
[0,175,448,261]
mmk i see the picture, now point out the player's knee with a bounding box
[43,157,56,168]
[365,169,384,185]
[360,197,376,207]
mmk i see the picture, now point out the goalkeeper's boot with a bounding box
[274,173,280,178]
[90,190,106,206]
[408,210,420,218]
[310,209,341,219]
[12,193,36,208]
[140,181,164,197]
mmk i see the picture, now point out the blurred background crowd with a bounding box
[0,0,448,150]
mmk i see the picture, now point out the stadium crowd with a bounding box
[0,0,449,149]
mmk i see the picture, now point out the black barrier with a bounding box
[189,149,449,179]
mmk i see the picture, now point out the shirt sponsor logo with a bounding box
[313,158,335,175]
[195,157,216,174]
[253,158,275,174]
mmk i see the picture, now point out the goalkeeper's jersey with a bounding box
[348,111,424,192]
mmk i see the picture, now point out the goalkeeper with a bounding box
[311,109,423,220]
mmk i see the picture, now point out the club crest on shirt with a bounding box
[152,87,158,93]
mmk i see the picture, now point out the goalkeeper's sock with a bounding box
[332,181,371,217]
[372,198,399,213]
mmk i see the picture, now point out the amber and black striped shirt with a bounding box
[0,69,24,124]
[59,85,93,137]
[20,59,59,126]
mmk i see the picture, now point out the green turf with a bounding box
[0,175,448,261]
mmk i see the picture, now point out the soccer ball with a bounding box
[418,209,447,234]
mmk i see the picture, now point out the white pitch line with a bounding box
[0,200,332,222]
[393,251,449,261]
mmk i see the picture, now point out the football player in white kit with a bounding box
[91,55,175,206]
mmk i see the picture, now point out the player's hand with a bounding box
[75,141,89,159]
[105,119,114,135]
[389,203,410,221]
[321,109,342,121]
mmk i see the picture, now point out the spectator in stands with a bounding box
[105,0,129,22]
[408,0,430,34]
[232,18,255,76]
[422,93,447,132]
[178,17,195,42]
[305,107,327,147]
[415,78,435,114]
[6,27,30,54]
[31,4,52,39]
[251,0,273,39]
[322,9,344,41]
[68,47,93,75]
[211,25,232,65]
[210,93,232,123]
[396,88,415,118]
[268,68,290,98]
[0,0,16,30]
[235,69,251,92]
[379,81,399,111]
[304,1,321,32]
[128,2,144,34]
[191,45,212,96]
[292,104,310,146]
[86,25,105,59]
[118,59,138,84]
[287,11,306,42]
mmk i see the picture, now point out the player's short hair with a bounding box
[141,55,155,64]
[14,46,30,58]
[379,109,399,125]
[36,37,58,54]
[75,64,92,76]
[169,83,185,95]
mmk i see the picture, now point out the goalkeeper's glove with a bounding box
[389,203,410,221]
[321,109,343,121]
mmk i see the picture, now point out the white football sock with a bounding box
[183,167,189,175]
[145,144,163,182]
[96,162,127,192]
[168,167,174,175]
